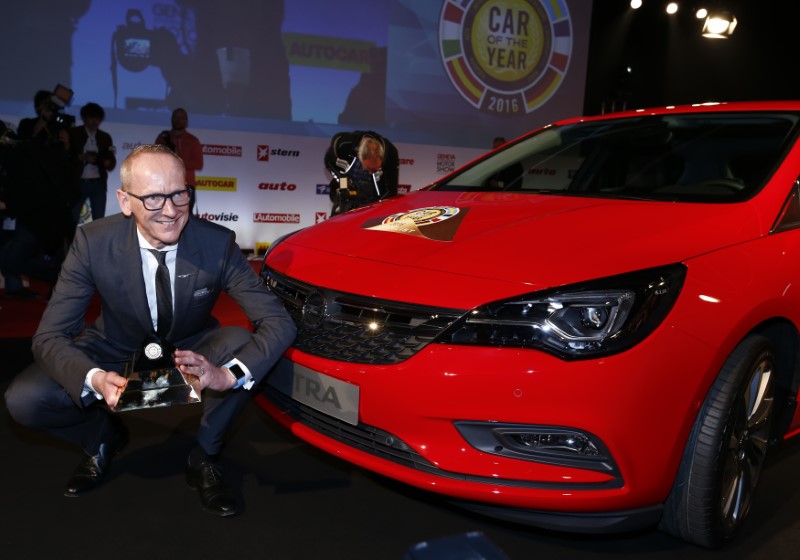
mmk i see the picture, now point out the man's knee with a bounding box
[5,371,42,427]
[5,365,70,428]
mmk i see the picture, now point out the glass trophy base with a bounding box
[115,341,201,412]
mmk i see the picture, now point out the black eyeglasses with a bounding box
[127,188,193,211]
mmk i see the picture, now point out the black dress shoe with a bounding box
[64,425,129,498]
[186,461,240,517]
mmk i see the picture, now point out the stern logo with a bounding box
[439,0,573,116]
[257,145,301,161]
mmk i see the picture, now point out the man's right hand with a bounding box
[90,370,128,409]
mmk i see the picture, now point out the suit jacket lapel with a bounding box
[172,218,201,337]
[116,217,154,334]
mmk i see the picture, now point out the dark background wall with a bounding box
[584,0,800,115]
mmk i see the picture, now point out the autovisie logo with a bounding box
[439,0,572,116]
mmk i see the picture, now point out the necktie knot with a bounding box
[148,249,167,265]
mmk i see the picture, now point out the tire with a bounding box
[659,334,776,548]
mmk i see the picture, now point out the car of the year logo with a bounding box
[259,101,800,548]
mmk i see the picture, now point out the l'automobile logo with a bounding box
[301,291,327,330]
[439,0,573,116]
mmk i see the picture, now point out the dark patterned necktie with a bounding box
[147,249,173,338]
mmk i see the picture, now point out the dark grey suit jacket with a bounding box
[32,213,296,406]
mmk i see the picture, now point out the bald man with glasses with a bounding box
[5,144,296,517]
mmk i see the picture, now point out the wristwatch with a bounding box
[224,359,255,390]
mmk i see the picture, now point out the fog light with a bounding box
[511,431,600,456]
[455,422,618,475]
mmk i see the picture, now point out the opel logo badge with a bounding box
[301,291,327,329]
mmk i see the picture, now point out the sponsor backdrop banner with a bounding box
[0,0,591,248]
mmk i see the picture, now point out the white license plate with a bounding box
[268,359,360,425]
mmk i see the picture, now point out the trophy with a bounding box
[115,339,201,412]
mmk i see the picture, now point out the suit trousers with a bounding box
[5,326,256,457]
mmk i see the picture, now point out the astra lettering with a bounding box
[293,372,342,409]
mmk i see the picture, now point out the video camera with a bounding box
[49,84,75,130]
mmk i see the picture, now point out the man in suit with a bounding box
[4,144,296,517]
[68,102,116,223]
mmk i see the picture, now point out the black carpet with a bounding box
[3,337,800,559]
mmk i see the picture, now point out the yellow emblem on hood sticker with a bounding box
[362,206,469,241]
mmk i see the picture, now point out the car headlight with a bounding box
[439,264,686,359]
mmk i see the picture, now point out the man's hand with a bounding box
[90,370,128,409]
[173,349,236,392]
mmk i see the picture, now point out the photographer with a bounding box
[324,130,399,216]
[68,102,116,223]
[18,90,72,148]
[1,89,74,298]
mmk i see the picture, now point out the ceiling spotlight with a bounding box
[666,2,679,14]
[695,8,708,19]
[702,11,737,38]
[630,0,643,8]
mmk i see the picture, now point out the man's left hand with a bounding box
[173,349,235,392]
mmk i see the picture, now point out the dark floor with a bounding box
[3,337,800,560]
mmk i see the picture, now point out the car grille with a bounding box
[262,267,466,364]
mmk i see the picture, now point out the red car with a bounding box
[259,101,800,548]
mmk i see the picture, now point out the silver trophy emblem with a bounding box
[115,341,201,411]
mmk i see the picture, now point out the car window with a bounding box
[434,112,800,203]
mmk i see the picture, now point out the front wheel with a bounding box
[659,334,775,548]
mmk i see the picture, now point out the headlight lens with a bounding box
[439,264,686,359]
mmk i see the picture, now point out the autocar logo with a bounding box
[301,291,328,329]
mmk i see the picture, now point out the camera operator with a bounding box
[18,90,73,148]
[324,130,399,216]
[0,90,74,298]
[68,102,116,223]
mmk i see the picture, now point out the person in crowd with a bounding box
[68,102,116,223]
[155,108,203,211]
[0,89,73,298]
[324,130,399,216]
[4,144,296,516]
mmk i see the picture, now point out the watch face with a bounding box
[230,364,245,379]
[144,342,163,360]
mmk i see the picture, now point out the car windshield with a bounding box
[434,112,800,202]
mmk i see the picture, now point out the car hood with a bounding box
[269,190,769,308]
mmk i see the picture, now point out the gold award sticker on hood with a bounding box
[362,206,469,241]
